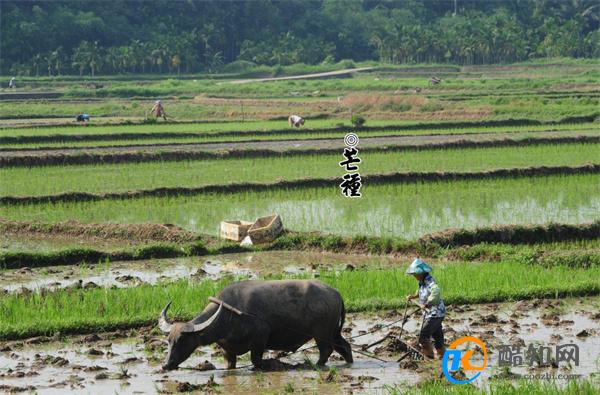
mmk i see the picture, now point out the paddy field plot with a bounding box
[2,174,598,239]
[1,142,599,197]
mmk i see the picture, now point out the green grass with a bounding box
[65,66,599,98]
[386,379,600,395]
[1,93,597,122]
[2,142,598,197]
[0,260,599,339]
[1,174,598,238]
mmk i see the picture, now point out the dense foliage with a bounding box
[1,0,599,75]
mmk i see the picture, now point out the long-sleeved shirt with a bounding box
[418,274,446,318]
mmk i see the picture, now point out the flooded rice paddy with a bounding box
[1,298,598,394]
[2,174,598,239]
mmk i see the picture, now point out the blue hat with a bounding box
[405,258,432,275]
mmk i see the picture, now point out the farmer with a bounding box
[288,114,305,128]
[8,77,16,89]
[405,258,446,359]
[76,113,90,122]
[149,100,168,121]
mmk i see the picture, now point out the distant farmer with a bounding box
[429,76,441,85]
[405,258,446,359]
[76,113,90,122]
[149,100,168,120]
[288,114,305,128]
[8,77,16,89]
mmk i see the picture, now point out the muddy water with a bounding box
[0,251,397,293]
[1,297,598,394]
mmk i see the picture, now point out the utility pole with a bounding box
[453,0,457,17]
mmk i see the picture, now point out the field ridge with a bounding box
[2,220,598,269]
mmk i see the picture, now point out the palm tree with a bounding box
[106,47,123,74]
[87,41,102,77]
[31,54,42,76]
[44,51,57,76]
[52,47,64,75]
[171,54,182,75]
[72,42,89,76]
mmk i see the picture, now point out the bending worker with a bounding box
[405,258,446,359]
[149,100,168,121]
[288,114,305,128]
[76,113,90,122]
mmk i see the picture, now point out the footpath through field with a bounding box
[222,66,375,84]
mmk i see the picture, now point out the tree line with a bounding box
[1,0,598,76]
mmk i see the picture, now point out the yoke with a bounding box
[208,296,244,316]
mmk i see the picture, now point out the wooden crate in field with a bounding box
[220,220,254,241]
[247,214,283,243]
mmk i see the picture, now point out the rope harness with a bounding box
[203,297,428,369]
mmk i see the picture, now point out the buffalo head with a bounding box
[158,301,223,370]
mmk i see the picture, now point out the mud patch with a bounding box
[0,251,396,293]
[1,297,597,394]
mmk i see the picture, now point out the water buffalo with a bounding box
[158,279,354,370]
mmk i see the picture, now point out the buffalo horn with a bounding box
[158,301,173,333]
[184,302,223,333]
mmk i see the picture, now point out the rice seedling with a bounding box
[0,174,597,238]
[1,260,598,339]
[2,142,598,197]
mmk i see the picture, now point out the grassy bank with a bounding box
[1,261,599,339]
[2,223,599,269]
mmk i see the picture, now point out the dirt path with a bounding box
[0,219,198,244]
[1,297,598,393]
[222,67,375,84]
[3,129,597,158]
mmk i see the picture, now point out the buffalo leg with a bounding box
[333,336,354,363]
[250,344,265,369]
[223,349,237,369]
[316,340,334,366]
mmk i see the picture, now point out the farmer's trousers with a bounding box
[419,316,444,349]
